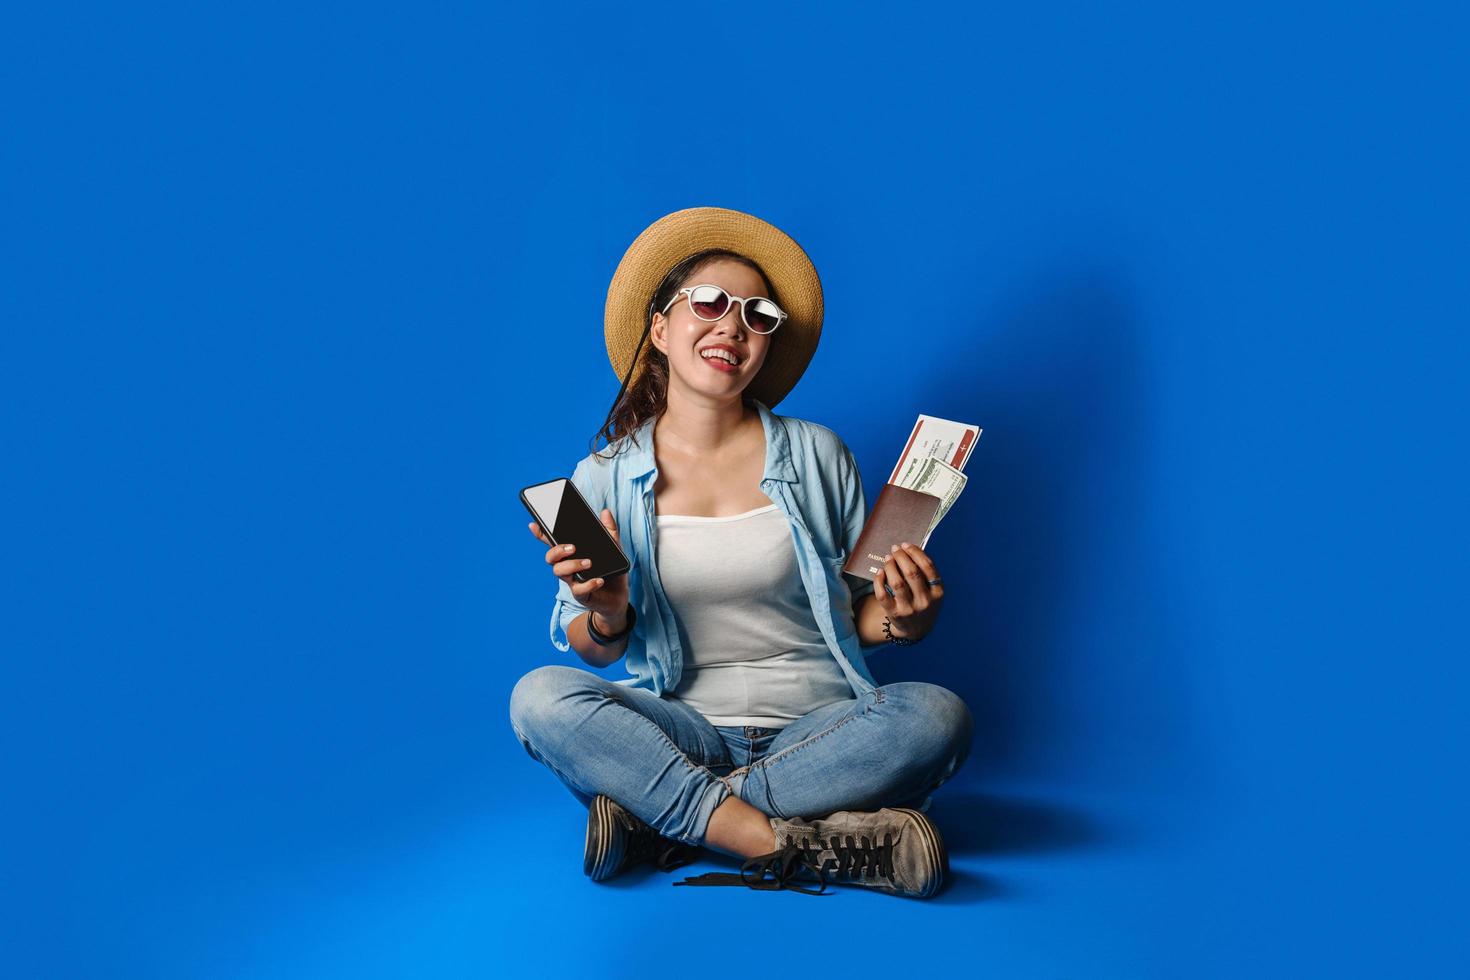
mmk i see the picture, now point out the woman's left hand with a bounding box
[874,541,944,640]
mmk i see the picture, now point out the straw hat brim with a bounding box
[604,207,823,410]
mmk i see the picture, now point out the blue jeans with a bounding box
[508,664,974,847]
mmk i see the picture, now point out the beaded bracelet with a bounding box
[882,616,921,646]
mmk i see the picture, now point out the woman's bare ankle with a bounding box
[702,795,778,859]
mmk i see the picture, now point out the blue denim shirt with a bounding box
[549,398,885,699]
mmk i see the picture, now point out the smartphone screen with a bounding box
[520,478,630,582]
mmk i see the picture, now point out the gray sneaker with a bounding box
[584,794,698,882]
[673,807,948,898]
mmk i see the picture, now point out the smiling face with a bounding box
[650,258,774,401]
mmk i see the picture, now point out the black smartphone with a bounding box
[519,478,630,583]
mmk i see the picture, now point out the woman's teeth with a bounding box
[701,350,740,371]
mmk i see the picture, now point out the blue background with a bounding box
[5,2,1466,977]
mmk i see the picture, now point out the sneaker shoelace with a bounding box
[672,831,896,895]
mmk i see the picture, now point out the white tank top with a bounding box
[655,503,854,727]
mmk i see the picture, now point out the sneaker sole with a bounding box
[584,795,625,881]
[890,807,947,898]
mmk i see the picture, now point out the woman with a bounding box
[510,207,973,898]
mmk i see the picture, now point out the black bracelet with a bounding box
[587,603,636,646]
[883,616,921,646]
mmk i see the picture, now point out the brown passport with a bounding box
[842,483,943,582]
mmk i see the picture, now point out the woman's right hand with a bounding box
[528,508,631,629]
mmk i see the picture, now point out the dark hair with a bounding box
[588,248,778,461]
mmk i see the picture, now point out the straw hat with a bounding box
[603,206,823,410]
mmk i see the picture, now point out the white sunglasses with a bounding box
[659,284,788,335]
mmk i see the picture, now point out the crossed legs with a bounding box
[509,665,973,859]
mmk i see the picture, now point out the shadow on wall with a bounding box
[868,264,1201,795]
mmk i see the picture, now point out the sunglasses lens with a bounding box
[683,285,783,333]
[689,285,729,320]
[746,298,783,333]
